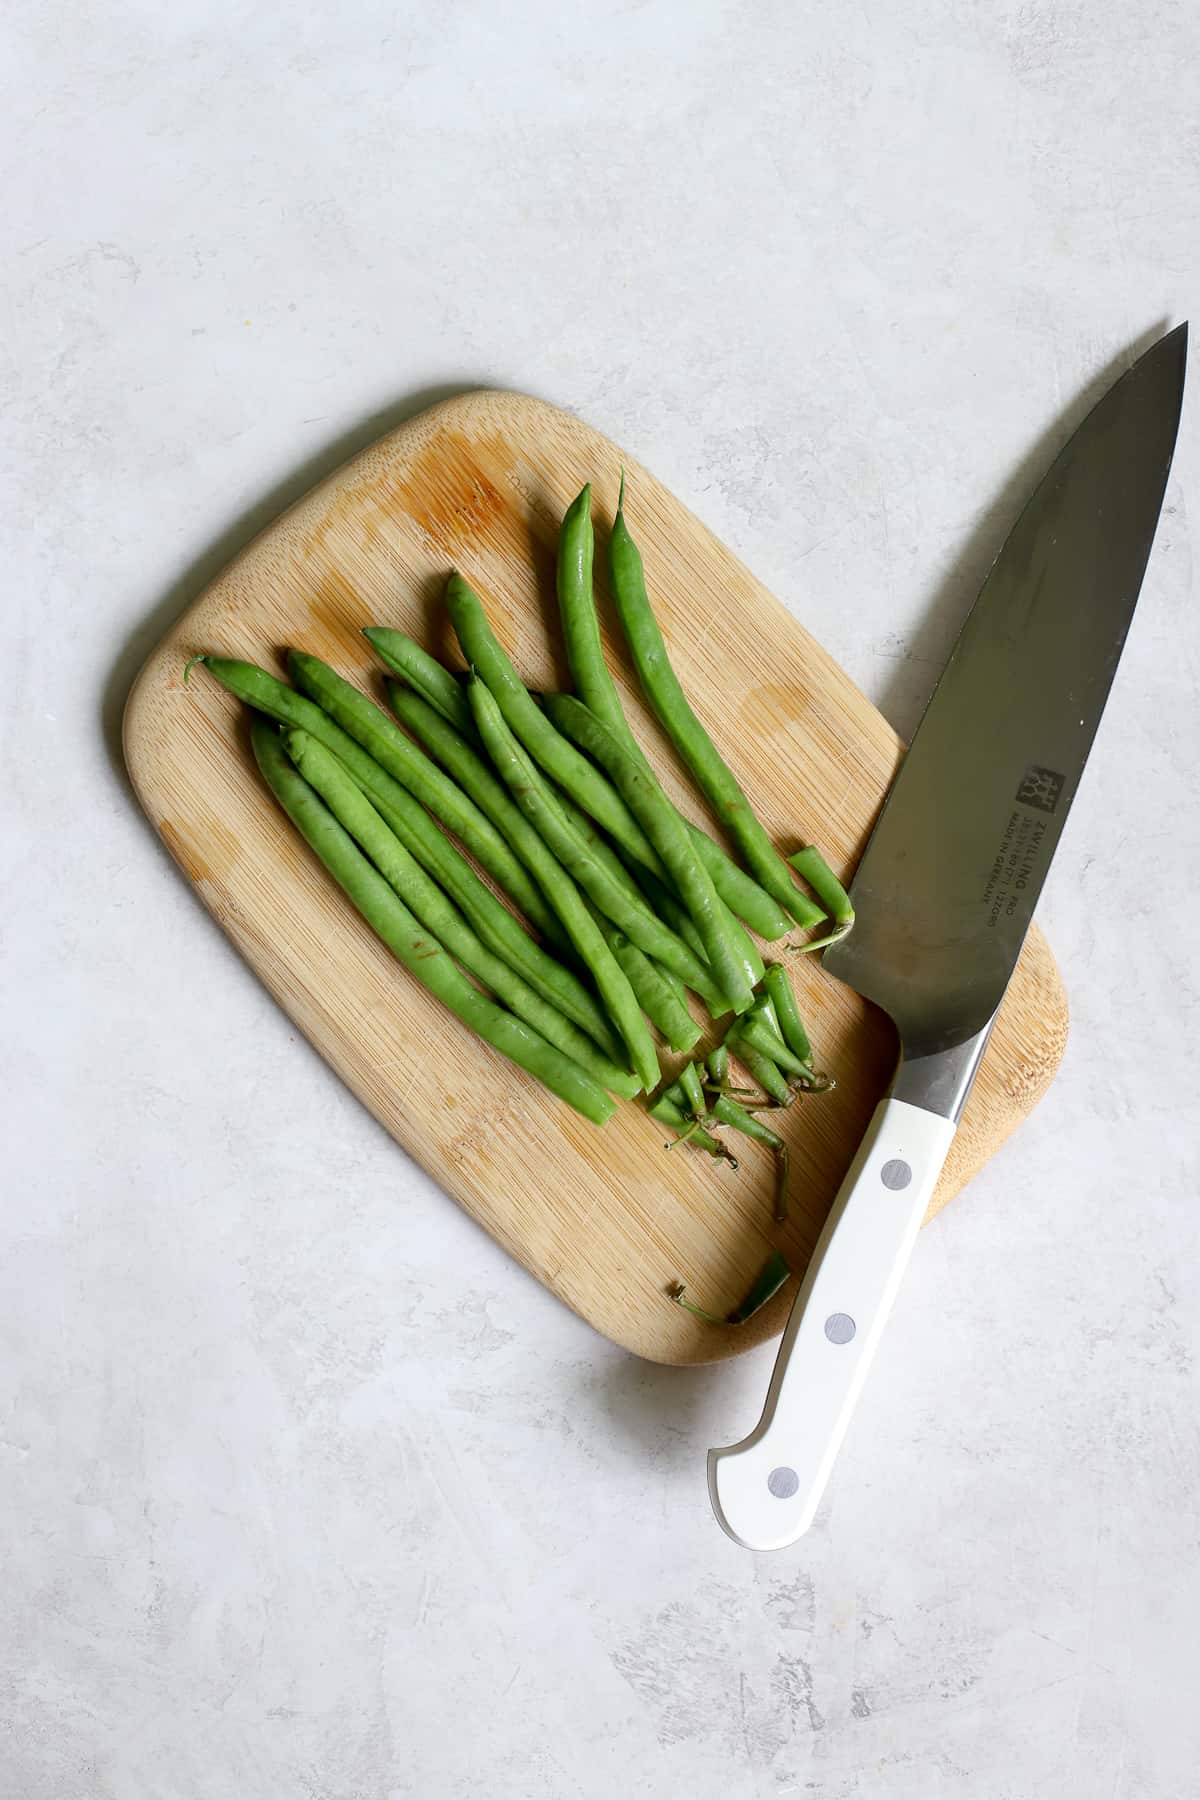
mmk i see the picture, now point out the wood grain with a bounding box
[123,391,1068,1365]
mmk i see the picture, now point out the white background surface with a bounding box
[3,4,1199,1796]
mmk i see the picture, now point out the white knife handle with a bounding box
[708,1098,956,1550]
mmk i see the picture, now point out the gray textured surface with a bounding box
[4,3,1199,1796]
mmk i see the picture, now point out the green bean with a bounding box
[658,1079,737,1158]
[461,682,659,1090]
[628,864,699,955]
[789,845,854,925]
[284,729,640,1098]
[448,571,790,938]
[557,482,629,740]
[689,833,795,941]
[250,720,614,1126]
[648,1095,731,1160]
[670,1250,791,1325]
[653,959,691,1009]
[535,770,661,920]
[677,1061,707,1119]
[761,962,813,1067]
[728,1250,792,1322]
[362,628,476,736]
[615,933,702,1045]
[189,658,620,1057]
[683,1050,782,1183]
[346,790,627,1061]
[737,1012,813,1079]
[543,695,754,1011]
[754,990,785,1037]
[709,1092,783,1150]
[607,483,824,929]
[726,1025,793,1106]
[595,922,701,1053]
[467,676,730,1014]
[787,845,856,951]
[287,652,565,948]
[385,682,501,798]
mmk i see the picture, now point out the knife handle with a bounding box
[708,1097,956,1550]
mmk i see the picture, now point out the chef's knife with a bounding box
[709,324,1187,1551]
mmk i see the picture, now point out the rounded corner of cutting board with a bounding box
[122,390,1071,1366]
[122,649,164,811]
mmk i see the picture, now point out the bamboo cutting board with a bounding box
[124,391,1068,1365]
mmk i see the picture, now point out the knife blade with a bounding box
[709,324,1187,1550]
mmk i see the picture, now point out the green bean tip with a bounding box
[182,654,208,685]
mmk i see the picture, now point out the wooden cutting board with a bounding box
[123,391,1068,1365]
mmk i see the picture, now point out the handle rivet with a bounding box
[768,1466,800,1499]
[880,1158,912,1190]
[824,1312,856,1344]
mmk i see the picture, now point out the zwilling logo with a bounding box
[1016,765,1065,814]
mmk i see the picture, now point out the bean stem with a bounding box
[706,1048,790,1221]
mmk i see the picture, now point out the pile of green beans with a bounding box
[185,472,848,1166]
[249,720,615,1126]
